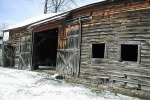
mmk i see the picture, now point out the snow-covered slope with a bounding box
[0,67,139,100]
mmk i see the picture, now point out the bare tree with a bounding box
[44,0,78,14]
[0,23,8,36]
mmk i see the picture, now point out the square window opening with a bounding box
[92,44,105,58]
[121,44,138,62]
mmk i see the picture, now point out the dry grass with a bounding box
[58,76,150,100]
[34,70,150,100]
[35,69,56,75]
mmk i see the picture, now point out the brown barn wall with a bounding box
[78,0,150,90]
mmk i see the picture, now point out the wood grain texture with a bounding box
[78,0,150,89]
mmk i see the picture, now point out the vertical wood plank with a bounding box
[138,45,141,64]
[104,42,108,59]
[118,44,121,61]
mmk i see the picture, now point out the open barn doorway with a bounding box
[33,28,58,70]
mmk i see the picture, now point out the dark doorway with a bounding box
[92,44,105,58]
[121,44,138,62]
[33,28,58,70]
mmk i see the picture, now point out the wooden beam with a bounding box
[36,37,46,47]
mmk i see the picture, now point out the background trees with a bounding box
[0,23,8,36]
[44,0,78,14]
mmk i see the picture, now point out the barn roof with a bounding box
[5,12,63,31]
[4,0,125,31]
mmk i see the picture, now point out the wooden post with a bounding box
[138,45,141,64]
[18,30,22,69]
[30,30,33,70]
[2,31,4,67]
[77,18,82,78]
[118,44,121,61]
[89,44,92,60]
[104,41,108,59]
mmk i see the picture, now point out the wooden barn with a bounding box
[2,0,150,90]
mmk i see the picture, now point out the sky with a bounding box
[0,0,104,35]
[0,0,46,26]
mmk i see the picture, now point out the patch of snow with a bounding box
[0,40,2,44]
[0,67,139,100]
[51,73,59,79]
[29,13,67,28]
[5,13,62,30]
[88,0,106,5]
[3,32,9,41]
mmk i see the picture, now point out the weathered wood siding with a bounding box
[19,30,32,70]
[56,23,80,77]
[79,0,150,90]
[2,44,15,67]
[11,32,20,68]
[3,31,21,68]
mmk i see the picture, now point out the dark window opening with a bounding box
[92,44,105,58]
[33,28,58,70]
[121,44,138,62]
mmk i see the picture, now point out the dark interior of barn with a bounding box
[92,44,105,58]
[33,28,58,70]
[121,44,138,62]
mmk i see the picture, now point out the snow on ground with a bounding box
[0,67,139,100]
